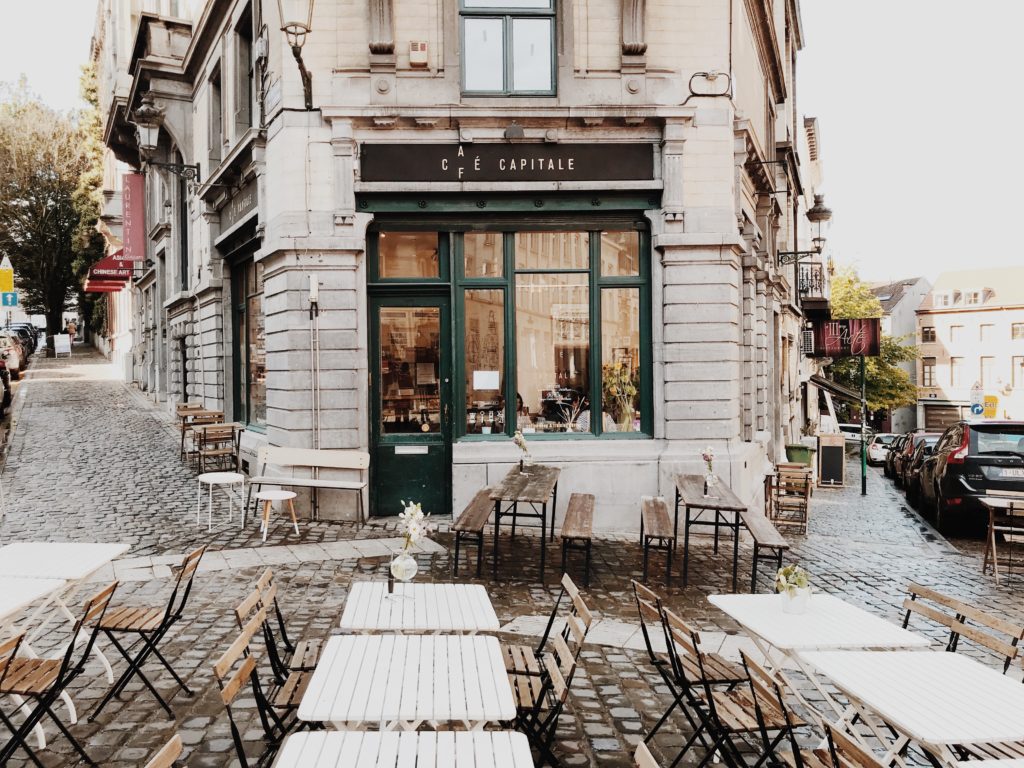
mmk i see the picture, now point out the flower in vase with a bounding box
[701,446,715,475]
[774,564,810,597]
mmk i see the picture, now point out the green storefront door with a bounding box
[369,295,452,518]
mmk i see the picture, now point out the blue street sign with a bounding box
[971,403,985,415]
[0,292,17,307]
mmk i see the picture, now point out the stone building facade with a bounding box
[94,0,831,530]
[870,276,930,433]
[916,267,1024,429]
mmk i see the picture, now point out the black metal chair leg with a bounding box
[145,636,193,694]
[45,704,98,767]
[0,705,45,768]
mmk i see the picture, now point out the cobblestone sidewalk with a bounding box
[0,346,1019,767]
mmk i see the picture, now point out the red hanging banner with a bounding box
[122,173,146,261]
[88,249,133,281]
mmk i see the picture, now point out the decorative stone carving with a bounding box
[621,0,647,54]
[369,0,395,55]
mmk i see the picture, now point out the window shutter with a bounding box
[234,35,252,136]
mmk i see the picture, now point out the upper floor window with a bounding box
[921,326,936,343]
[208,66,223,166]
[460,0,555,96]
[1013,323,1024,340]
[922,357,936,387]
[234,5,254,139]
[964,290,982,306]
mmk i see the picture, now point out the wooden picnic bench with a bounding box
[245,446,369,525]
[453,488,494,577]
[740,508,789,592]
[560,493,595,586]
[640,496,675,583]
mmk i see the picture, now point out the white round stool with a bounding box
[254,489,299,543]
[197,472,245,531]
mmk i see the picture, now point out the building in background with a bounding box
[870,276,930,433]
[916,267,1024,429]
[93,0,833,530]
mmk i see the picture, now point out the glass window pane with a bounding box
[247,279,266,427]
[465,0,552,7]
[514,231,589,270]
[463,18,505,92]
[464,290,505,435]
[464,232,503,278]
[380,307,441,434]
[511,18,552,92]
[378,232,439,279]
[601,289,641,432]
[600,231,640,277]
[516,273,590,433]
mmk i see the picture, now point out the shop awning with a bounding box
[88,250,133,281]
[809,374,863,405]
[84,279,125,293]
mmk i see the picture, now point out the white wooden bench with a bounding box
[245,446,369,526]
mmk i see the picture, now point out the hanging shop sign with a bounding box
[88,250,133,281]
[360,143,655,183]
[122,172,146,260]
[808,318,881,358]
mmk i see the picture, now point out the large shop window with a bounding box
[464,229,649,438]
[233,260,266,428]
[460,0,556,96]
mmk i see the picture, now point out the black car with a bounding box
[884,434,908,479]
[919,420,1024,534]
[904,436,940,508]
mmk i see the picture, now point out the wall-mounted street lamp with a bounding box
[132,93,201,183]
[778,193,833,266]
[278,0,315,110]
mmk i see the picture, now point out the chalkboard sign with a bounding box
[817,434,845,487]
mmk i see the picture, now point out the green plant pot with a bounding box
[784,444,815,465]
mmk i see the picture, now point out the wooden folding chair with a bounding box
[662,608,796,768]
[823,724,886,768]
[177,403,205,460]
[635,742,662,767]
[185,412,224,468]
[144,734,183,768]
[0,583,118,767]
[771,469,812,534]
[90,546,206,720]
[742,650,819,768]
[902,582,1024,673]
[198,424,240,473]
[248,569,321,676]
[983,501,1024,583]
[213,607,290,768]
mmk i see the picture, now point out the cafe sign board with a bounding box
[360,143,655,183]
[808,318,881,358]
[218,178,259,233]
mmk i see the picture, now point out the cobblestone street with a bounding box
[0,346,1019,767]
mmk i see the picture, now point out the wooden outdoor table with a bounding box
[298,634,515,731]
[674,473,748,591]
[274,731,535,767]
[980,496,1024,583]
[339,582,499,634]
[490,465,560,581]
[801,650,1024,767]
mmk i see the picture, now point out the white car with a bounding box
[838,423,877,445]
[866,433,898,466]
[0,333,23,380]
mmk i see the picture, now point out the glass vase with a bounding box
[389,552,418,584]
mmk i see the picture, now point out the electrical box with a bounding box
[409,41,428,67]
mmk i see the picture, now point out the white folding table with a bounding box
[801,650,1024,767]
[339,582,500,634]
[708,593,930,722]
[298,634,516,731]
[274,731,534,767]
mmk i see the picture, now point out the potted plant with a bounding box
[775,564,811,614]
[601,362,639,432]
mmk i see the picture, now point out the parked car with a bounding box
[884,433,909,479]
[3,326,34,358]
[918,420,1024,534]
[867,433,898,466]
[904,435,941,508]
[8,323,37,354]
[838,423,877,447]
[0,354,11,417]
[894,432,937,488]
[0,332,25,380]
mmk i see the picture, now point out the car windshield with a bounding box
[972,425,1024,456]
[875,435,895,445]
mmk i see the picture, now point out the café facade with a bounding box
[95,0,831,530]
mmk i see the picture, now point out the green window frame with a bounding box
[459,0,557,97]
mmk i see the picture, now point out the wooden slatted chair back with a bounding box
[661,608,703,691]
[631,579,665,663]
[64,582,118,684]
[741,650,803,760]
[254,568,298,680]
[143,734,183,768]
[634,742,662,768]
[176,402,204,415]
[0,633,24,687]
[902,582,1024,672]
[166,545,206,621]
[824,724,885,768]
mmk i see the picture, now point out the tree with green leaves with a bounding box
[72,63,107,339]
[0,78,100,346]
[826,266,919,416]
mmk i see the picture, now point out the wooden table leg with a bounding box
[731,510,740,593]
[682,505,692,587]
[492,499,501,580]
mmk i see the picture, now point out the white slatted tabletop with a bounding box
[274,731,534,767]
[709,593,930,652]
[339,582,500,634]
[801,651,1024,755]
[0,577,66,623]
[0,542,130,580]
[298,634,516,730]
